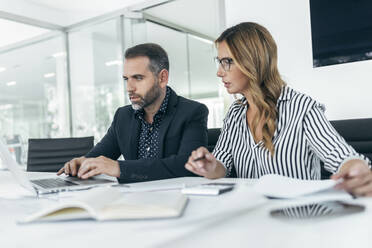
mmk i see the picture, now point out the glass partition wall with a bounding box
[69,18,124,141]
[0,6,225,164]
[0,34,69,164]
[127,20,224,128]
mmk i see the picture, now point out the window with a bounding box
[69,18,124,141]
[0,35,69,164]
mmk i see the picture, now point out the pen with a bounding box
[193,155,206,162]
[111,184,130,188]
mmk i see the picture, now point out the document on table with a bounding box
[119,177,209,193]
[253,174,343,198]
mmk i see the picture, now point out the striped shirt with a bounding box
[213,86,370,180]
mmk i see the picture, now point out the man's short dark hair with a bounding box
[124,43,169,75]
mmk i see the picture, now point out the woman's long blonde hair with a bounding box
[216,22,286,155]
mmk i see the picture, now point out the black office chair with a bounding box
[321,118,372,179]
[27,136,94,172]
[207,128,221,152]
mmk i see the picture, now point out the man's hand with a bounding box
[77,156,120,179]
[332,159,372,197]
[57,156,87,176]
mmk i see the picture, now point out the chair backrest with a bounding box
[321,118,372,179]
[330,118,372,161]
[207,128,221,152]
[27,136,94,172]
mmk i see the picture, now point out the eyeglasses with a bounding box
[214,57,234,71]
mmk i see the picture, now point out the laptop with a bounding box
[0,139,117,195]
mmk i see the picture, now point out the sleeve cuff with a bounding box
[337,155,371,173]
[216,159,230,178]
[117,161,126,182]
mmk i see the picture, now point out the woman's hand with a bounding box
[332,159,372,197]
[185,147,226,179]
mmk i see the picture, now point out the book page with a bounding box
[98,191,188,220]
[19,188,187,222]
[19,188,123,223]
[253,174,341,198]
[65,187,123,211]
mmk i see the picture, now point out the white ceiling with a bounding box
[26,0,141,12]
[0,0,223,104]
[0,0,223,48]
[0,0,146,26]
[0,19,49,48]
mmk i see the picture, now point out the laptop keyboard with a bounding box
[30,178,78,189]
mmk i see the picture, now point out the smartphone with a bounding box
[270,200,365,219]
[181,182,235,195]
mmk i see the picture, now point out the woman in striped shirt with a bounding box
[185,22,372,197]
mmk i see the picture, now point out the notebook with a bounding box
[19,187,188,223]
[0,139,117,195]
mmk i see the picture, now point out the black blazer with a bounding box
[85,88,208,183]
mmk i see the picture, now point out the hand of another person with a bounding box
[185,147,226,179]
[332,159,372,197]
[57,156,87,176]
[77,156,120,179]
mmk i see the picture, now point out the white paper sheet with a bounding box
[253,174,342,198]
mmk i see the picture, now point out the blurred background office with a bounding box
[1,0,371,165]
[0,0,228,164]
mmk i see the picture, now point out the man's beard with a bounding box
[130,81,162,111]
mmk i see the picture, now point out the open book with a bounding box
[253,174,344,198]
[19,187,188,223]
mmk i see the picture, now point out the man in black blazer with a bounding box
[57,43,208,183]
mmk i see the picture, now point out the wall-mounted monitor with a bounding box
[310,0,372,67]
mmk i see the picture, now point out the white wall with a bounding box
[225,0,372,120]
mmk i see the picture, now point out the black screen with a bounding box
[310,0,372,67]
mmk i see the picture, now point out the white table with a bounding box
[1,170,372,248]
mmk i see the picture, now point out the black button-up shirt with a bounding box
[135,87,170,159]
